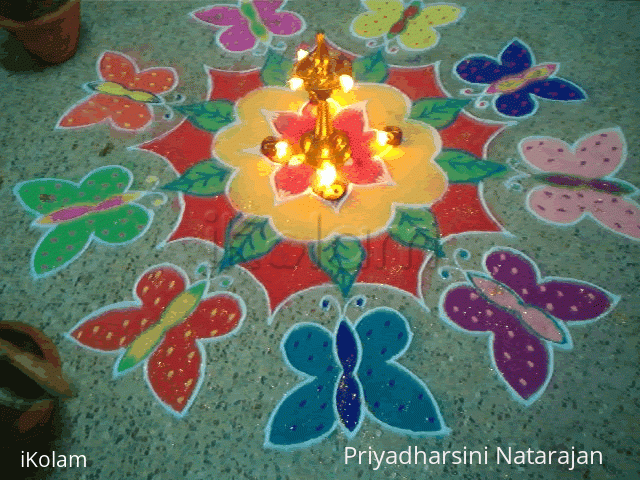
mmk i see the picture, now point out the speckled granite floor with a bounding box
[1,1,639,479]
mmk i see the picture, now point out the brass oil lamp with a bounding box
[261,31,402,202]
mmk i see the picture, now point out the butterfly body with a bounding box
[86,81,162,104]
[440,248,616,404]
[117,281,207,373]
[350,0,464,54]
[455,39,585,118]
[485,64,556,94]
[36,192,143,225]
[192,1,305,55]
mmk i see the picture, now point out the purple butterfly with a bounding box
[439,247,617,405]
[453,38,586,118]
[191,1,306,55]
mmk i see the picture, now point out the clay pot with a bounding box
[0,321,72,440]
[0,0,81,64]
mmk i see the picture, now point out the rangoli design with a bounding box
[350,1,464,54]
[136,41,510,316]
[68,264,245,416]
[57,51,179,132]
[454,38,586,118]
[508,128,640,241]
[191,0,306,55]
[439,247,617,405]
[13,166,160,278]
[265,297,448,449]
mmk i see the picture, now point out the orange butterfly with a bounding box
[57,51,179,132]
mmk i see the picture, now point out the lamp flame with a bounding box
[289,76,304,91]
[376,129,390,146]
[275,141,289,159]
[317,161,337,188]
[297,49,309,61]
[339,74,354,93]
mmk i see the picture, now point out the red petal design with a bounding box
[147,335,202,414]
[59,94,152,130]
[137,120,214,174]
[385,65,447,101]
[70,266,187,350]
[99,52,136,84]
[169,195,237,247]
[177,294,243,340]
[146,293,243,414]
[357,233,426,295]
[71,308,161,351]
[129,68,176,95]
[242,242,329,310]
[273,111,315,143]
[206,68,263,102]
[341,157,386,185]
[274,163,315,197]
[431,184,501,237]
[440,112,505,158]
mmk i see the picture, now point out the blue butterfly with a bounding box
[454,38,586,118]
[265,296,449,450]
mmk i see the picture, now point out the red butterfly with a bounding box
[57,51,178,132]
[68,264,245,416]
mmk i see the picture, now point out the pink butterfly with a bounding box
[57,51,178,132]
[191,0,306,55]
[515,128,640,240]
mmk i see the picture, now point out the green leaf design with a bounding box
[162,159,232,196]
[410,98,470,129]
[309,237,365,297]
[388,207,444,257]
[352,50,388,83]
[175,101,235,133]
[261,49,294,86]
[221,216,281,270]
[436,149,507,183]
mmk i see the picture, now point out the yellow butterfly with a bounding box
[350,1,464,53]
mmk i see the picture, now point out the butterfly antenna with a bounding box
[141,176,168,206]
[345,294,367,312]
[503,158,531,191]
[159,103,175,121]
[273,40,287,52]
[252,42,269,56]
[195,262,213,283]
[319,295,342,319]
[453,248,471,270]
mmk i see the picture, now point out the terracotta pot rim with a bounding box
[0,321,61,368]
[0,0,79,29]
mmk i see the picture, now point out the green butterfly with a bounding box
[14,166,154,278]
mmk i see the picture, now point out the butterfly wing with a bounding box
[355,309,448,434]
[527,185,590,224]
[455,39,533,86]
[494,91,537,118]
[91,203,153,245]
[265,323,340,449]
[484,249,616,324]
[69,265,187,353]
[14,178,83,218]
[254,0,305,36]
[441,284,551,404]
[31,218,91,277]
[146,293,244,416]
[193,5,258,52]
[350,0,405,40]
[589,195,640,241]
[397,4,464,51]
[525,77,586,102]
